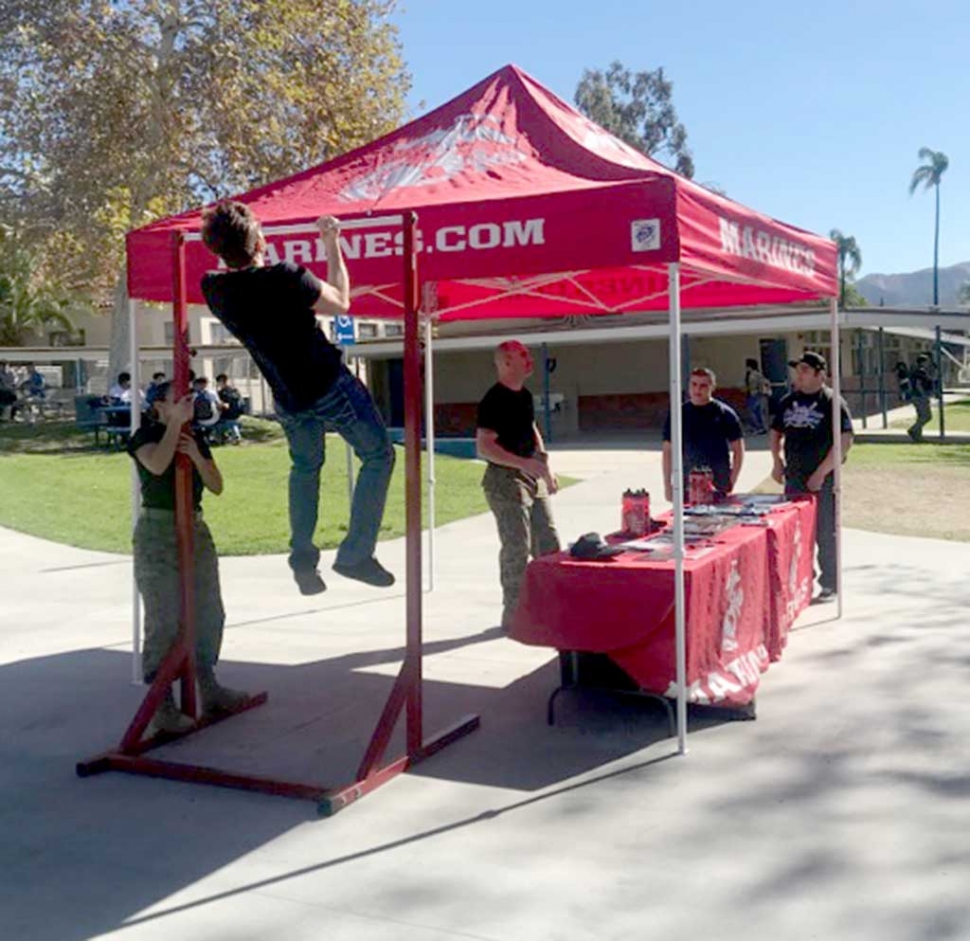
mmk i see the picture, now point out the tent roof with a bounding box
[127,64,837,317]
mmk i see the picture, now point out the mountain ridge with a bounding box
[856,261,970,307]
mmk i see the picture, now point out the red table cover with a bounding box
[510,501,816,708]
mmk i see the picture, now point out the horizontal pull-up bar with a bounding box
[182,214,408,242]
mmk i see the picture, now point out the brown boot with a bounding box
[198,670,250,716]
[148,689,195,735]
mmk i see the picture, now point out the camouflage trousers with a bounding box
[133,508,225,682]
[482,464,561,628]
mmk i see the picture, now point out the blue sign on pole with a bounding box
[333,315,355,346]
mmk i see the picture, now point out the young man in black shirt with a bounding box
[200,201,395,595]
[771,351,853,601]
[476,341,561,630]
[662,367,745,502]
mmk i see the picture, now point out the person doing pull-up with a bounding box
[200,201,395,595]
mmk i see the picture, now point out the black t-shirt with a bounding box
[663,399,743,493]
[771,388,853,485]
[218,386,244,419]
[910,365,934,397]
[476,383,536,459]
[200,262,342,414]
[128,419,212,510]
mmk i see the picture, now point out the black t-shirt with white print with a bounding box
[772,387,853,486]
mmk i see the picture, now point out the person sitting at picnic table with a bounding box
[146,372,166,407]
[662,367,745,502]
[191,375,222,435]
[109,371,135,404]
[0,361,16,420]
[128,380,249,734]
[20,362,46,400]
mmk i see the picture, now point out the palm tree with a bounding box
[909,147,949,306]
[830,229,863,309]
[0,233,75,346]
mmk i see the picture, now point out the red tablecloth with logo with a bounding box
[509,500,816,708]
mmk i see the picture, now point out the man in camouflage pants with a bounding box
[476,341,561,630]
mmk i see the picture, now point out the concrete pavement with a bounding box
[1,444,969,941]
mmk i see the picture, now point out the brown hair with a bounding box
[200,200,264,269]
[690,367,716,384]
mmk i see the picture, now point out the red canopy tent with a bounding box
[128,64,836,317]
[80,65,840,812]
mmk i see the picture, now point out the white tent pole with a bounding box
[345,356,355,508]
[830,298,844,619]
[668,263,688,755]
[424,318,437,592]
[128,298,142,685]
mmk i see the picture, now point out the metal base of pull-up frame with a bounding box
[77,211,480,815]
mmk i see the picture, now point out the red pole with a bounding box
[403,212,423,757]
[172,231,197,718]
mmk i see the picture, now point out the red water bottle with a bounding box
[622,489,651,535]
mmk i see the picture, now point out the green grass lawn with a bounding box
[0,418,506,555]
[759,438,970,541]
[890,399,970,434]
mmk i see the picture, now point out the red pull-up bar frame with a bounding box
[78,211,480,815]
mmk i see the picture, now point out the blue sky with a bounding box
[391,0,969,277]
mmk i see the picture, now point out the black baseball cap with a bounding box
[569,533,625,561]
[788,351,827,372]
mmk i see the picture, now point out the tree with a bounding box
[0,228,77,346]
[909,147,949,306]
[0,0,409,374]
[959,282,970,306]
[830,229,863,309]
[575,61,694,178]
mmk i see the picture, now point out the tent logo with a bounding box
[338,113,530,202]
[631,219,661,252]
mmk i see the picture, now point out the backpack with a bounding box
[193,390,219,427]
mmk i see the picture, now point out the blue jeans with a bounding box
[746,393,767,432]
[277,367,395,572]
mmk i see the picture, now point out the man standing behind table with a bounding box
[200,201,395,596]
[476,341,561,631]
[771,351,853,602]
[662,367,745,503]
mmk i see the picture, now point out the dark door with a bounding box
[387,358,405,428]
[759,338,789,409]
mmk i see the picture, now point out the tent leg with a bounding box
[542,342,552,443]
[668,263,688,755]
[936,325,945,440]
[878,327,887,428]
[830,299,844,620]
[129,299,142,685]
[424,318,436,593]
[403,213,425,755]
